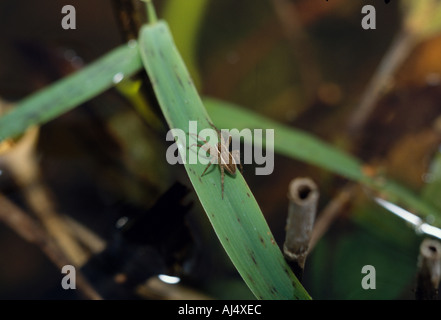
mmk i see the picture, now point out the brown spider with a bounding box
[191,123,243,199]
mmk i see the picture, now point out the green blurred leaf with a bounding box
[204,97,441,227]
[401,0,441,39]
[0,42,143,142]
[421,149,441,211]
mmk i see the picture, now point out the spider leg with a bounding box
[219,133,230,150]
[220,164,225,199]
[208,121,228,144]
[189,133,209,144]
[188,144,214,161]
[189,143,212,154]
[190,132,220,155]
[232,149,243,173]
[208,121,221,133]
[201,162,212,177]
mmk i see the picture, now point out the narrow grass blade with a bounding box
[139,19,310,299]
[204,97,441,227]
[0,42,143,142]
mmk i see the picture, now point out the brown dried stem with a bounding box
[271,0,322,102]
[0,127,88,266]
[309,184,357,252]
[62,215,106,256]
[111,0,144,41]
[284,177,319,280]
[348,30,417,134]
[0,194,101,300]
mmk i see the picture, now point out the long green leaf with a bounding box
[0,42,143,142]
[204,97,441,227]
[138,16,310,299]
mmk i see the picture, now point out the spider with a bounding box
[190,123,243,199]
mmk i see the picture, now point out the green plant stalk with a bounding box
[138,12,310,299]
[0,42,142,142]
[204,98,441,227]
[115,78,164,131]
[162,0,209,90]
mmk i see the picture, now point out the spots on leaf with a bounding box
[176,73,184,88]
[259,235,266,247]
[249,251,258,265]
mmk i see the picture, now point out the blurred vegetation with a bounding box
[0,0,441,299]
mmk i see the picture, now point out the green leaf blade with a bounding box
[204,98,441,227]
[204,97,364,182]
[139,20,310,300]
[0,42,143,142]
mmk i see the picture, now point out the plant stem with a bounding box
[143,0,158,24]
[416,238,441,300]
[284,177,319,281]
[111,0,144,41]
[271,0,322,103]
[0,194,102,300]
[0,127,88,266]
[309,183,357,252]
[348,29,416,134]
